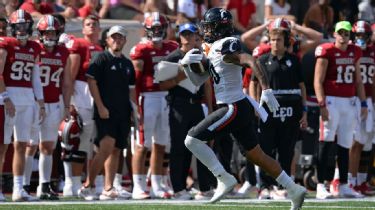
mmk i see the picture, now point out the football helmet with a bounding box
[58,109,83,152]
[143,12,168,42]
[9,9,33,41]
[352,20,372,50]
[268,18,292,47]
[37,15,61,47]
[200,7,233,43]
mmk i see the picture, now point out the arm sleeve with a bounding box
[32,64,44,100]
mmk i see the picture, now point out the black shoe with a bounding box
[40,191,59,200]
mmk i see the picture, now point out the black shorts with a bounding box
[94,117,131,149]
[187,97,258,153]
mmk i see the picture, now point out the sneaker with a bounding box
[209,172,237,203]
[40,188,59,200]
[316,183,333,199]
[353,182,375,196]
[194,190,213,200]
[115,187,132,199]
[173,190,192,200]
[63,183,78,197]
[287,184,307,210]
[330,179,340,197]
[12,189,39,202]
[338,184,364,198]
[99,187,119,200]
[231,182,256,198]
[258,188,271,200]
[150,189,172,199]
[132,190,151,200]
[271,187,288,200]
[0,192,5,201]
[78,185,98,201]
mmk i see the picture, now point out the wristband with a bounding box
[302,106,308,112]
[1,91,9,100]
[361,100,368,108]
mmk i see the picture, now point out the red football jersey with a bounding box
[66,37,102,82]
[130,40,178,92]
[252,43,271,58]
[358,45,375,97]
[0,37,41,88]
[39,44,70,103]
[315,43,362,97]
[242,68,252,88]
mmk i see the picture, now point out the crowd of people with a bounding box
[0,1,374,210]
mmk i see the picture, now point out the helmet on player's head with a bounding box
[200,7,233,44]
[37,15,61,47]
[9,9,33,41]
[58,109,83,152]
[268,18,292,47]
[352,20,372,50]
[143,12,168,42]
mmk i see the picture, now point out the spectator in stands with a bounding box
[330,0,358,23]
[106,0,144,21]
[5,0,20,16]
[225,0,256,34]
[54,0,79,19]
[177,0,206,24]
[358,0,375,23]
[264,0,295,21]
[303,0,334,38]
[78,0,100,18]
[20,0,54,18]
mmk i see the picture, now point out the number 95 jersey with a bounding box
[207,37,244,104]
[315,42,362,97]
[39,44,70,103]
[0,37,41,88]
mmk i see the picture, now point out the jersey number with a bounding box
[360,64,375,84]
[10,61,33,81]
[40,66,64,87]
[208,64,220,84]
[336,65,355,84]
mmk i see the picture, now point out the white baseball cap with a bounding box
[107,25,127,37]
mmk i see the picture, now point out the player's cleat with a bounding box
[151,189,172,199]
[353,182,375,196]
[99,187,119,200]
[316,183,333,199]
[194,190,214,200]
[132,190,151,200]
[116,187,132,199]
[12,189,39,202]
[338,184,364,198]
[0,192,5,202]
[288,184,307,210]
[209,172,237,203]
[173,189,193,200]
[63,183,79,197]
[78,185,98,201]
[258,188,271,200]
[330,179,340,197]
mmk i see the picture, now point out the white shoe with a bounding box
[173,190,192,200]
[115,187,132,199]
[338,184,364,198]
[271,187,288,200]
[78,186,98,201]
[12,189,39,202]
[150,188,172,199]
[258,188,271,200]
[209,173,237,203]
[99,188,119,200]
[63,184,78,197]
[194,190,213,200]
[316,183,333,199]
[231,181,256,198]
[132,189,151,200]
[0,192,5,201]
[287,184,307,210]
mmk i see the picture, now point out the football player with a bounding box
[130,12,178,199]
[181,7,307,209]
[0,9,45,201]
[314,21,367,199]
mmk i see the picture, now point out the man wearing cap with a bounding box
[314,21,367,199]
[79,25,136,200]
[159,22,214,200]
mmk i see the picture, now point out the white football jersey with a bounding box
[207,37,245,104]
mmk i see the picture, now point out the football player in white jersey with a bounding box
[180,8,306,210]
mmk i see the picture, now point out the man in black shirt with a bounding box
[80,25,136,200]
[159,23,214,200]
[254,19,308,199]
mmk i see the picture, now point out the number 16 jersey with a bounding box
[315,42,362,97]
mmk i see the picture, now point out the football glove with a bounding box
[259,89,280,113]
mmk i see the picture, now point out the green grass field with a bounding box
[0,199,374,210]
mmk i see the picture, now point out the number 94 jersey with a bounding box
[0,37,41,88]
[207,37,244,104]
[39,43,70,103]
[315,42,362,97]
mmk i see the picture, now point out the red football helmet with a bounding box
[37,15,61,47]
[9,9,34,40]
[143,12,168,42]
[352,20,372,35]
[58,109,83,151]
[268,18,291,32]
